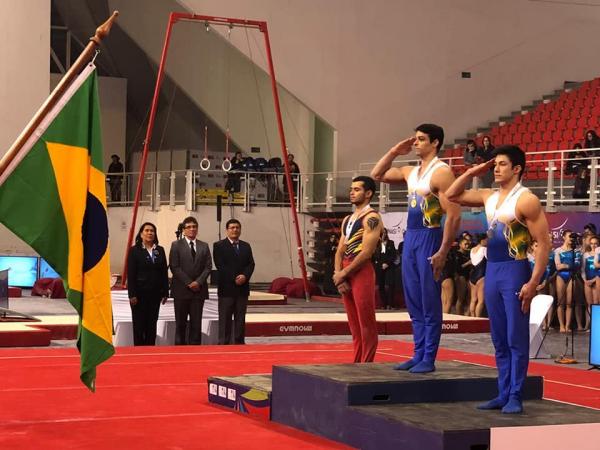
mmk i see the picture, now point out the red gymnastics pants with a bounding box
[342,258,378,362]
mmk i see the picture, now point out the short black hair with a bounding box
[135,222,158,246]
[352,176,377,198]
[492,145,526,180]
[476,233,488,243]
[183,216,198,227]
[226,219,241,229]
[584,223,597,234]
[415,123,444,152]
[111,154,120,160]
[562,229,572,238]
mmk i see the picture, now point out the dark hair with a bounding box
[226,219,241,229]
[492,145,526,179]
[585,130,600,149]
[183,216,198,227]
[561,229,572,238]
[111,154,120,159]
[466,139,476,147]
[352,176,377,198]
[482,135,494,148]
[415,123,444,152]
[584,223,597,234]
[135,222,158,246]
[476,233,488,243]
[574,143,583,150]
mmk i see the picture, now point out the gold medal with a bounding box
[410,197,417,208]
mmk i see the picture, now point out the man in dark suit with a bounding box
[213,219,255,344]
[169,216,212,345]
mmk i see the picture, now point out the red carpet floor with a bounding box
[0,342,598,449]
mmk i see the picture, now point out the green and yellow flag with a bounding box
[0,64,114,391]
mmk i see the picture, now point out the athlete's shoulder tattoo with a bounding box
[367,216,380,231]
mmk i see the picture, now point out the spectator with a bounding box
[554,229,581,333]
[107,154,124,203]
[224,151,245,195]
[478,136,495,188]
[581,234,599,331]
[567,146,590,200]
[213,219,255,345]
[283,153,301,200]
[463,139,481,166]
[453,236,472,315]
[468,233,487,317]
[169,216,212,345]
[373,228,397,309]
[584,130,600,156]
[440,246,456,314]
[127,222,169,346]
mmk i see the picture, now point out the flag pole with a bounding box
[0,11,119,176]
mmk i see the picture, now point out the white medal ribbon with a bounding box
[487,182,522,238]
[345,204,372,237]
[409,157,439,205]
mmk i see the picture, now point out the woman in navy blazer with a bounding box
[127,222,169,345]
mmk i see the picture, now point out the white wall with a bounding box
[51,74,127,165]
[0,0,50,157]
[166,0,600,173]
[107,205,310,282]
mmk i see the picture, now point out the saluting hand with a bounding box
[466,159,495,178]
[391,137,417,156]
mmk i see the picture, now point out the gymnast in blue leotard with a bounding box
[553,230,582,333]
[582,235,600,331]
[529,237,557,330]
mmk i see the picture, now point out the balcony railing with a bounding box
[106,147,600,213]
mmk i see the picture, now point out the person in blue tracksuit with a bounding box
[371,124,461,373]
[446,145,550,414]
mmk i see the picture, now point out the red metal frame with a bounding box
[121,12,312,301]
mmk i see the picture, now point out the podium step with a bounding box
[208,374,272,420]
[272,361,543,406]
[345,400,600,450]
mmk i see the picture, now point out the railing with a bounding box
[105,147,600,213]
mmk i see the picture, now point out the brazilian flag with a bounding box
[0,64,114,391]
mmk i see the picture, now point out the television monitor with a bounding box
[39,258,60,279]
[0,256,39,288]
[0,269,8,309]
[590,305,600,367]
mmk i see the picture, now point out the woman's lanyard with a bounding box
[345,204,372,237]
[487,183,522,238]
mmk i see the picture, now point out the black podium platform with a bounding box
[209,361,600,450]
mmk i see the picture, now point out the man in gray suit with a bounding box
[169,216,212,345]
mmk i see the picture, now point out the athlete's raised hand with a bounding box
[391,137,417,156]
[466,159,495,178]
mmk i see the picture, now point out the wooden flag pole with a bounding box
[0,11,119,176]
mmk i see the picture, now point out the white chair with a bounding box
[529,294,553,359]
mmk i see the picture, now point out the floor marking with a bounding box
[541,397,600,410]
[0,382,206,393]
[3,411,230,426]
[545,379,600,391]
[0,347,393,361]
